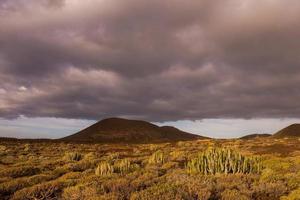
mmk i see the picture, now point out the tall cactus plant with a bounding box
[95,161,114,176]
[148,150,165,165]
[186,147,263,175]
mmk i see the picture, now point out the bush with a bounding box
[130,183,190,200]
[68,159,99,172]
[101,178,133,199]
[221,189,250,200]
[0,174,53,196]
[280,188,300,200]
[186,148,263,175]
[11,181,63,200]
[62,184,98,200]
[0,166,41,178]
[24,144,31,152]
[252,181,288,200]
[165,171,212,199]
[0,145,7,151]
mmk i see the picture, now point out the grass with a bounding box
[0,137,299,199]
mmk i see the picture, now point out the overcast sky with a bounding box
[0,0,299,138]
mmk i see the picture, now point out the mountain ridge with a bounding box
[62,117,205,143]
[240,133,272,140]
[274,123,300,138]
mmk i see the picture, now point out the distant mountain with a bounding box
[240,133,272,140]
[62,117,204,143]
[274,124,300,138]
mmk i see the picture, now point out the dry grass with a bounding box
[0,138,299,199]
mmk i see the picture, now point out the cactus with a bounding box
[148,150,165,165]
[114,159,138,174]
[96,159,139,176]
[186,148,263,175]
[64,152,83,161]
[95,161,114,176]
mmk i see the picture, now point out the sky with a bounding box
[0,0,300,138]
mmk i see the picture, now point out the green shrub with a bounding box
[186,148,263,175]
[95,162,114,176]
[148,151,165,165]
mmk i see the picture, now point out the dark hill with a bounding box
[240,133,272,140]
[274,124,300,138]
[62,117,204,143]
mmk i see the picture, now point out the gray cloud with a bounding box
[0,0,300,122]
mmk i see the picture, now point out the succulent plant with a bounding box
[95,161,114,176]
[186,148,263,175]
[148,150,165,165]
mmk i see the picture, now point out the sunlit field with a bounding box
[0,138,299,200]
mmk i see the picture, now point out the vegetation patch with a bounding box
[148,150,165,165]
[0,138,299,199]
[64,152,84,162]
[186,147,263,175]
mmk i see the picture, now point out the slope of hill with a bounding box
[274,124,300,138]
[62,117,203,143]
[240,133,272,140]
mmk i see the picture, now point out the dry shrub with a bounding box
[0,145,6,151]
[162,161,179,170]
[252,181,288,200]
[130,170,161,190]
[101,178,133,199]
[221,189,250,200]
[0,166,41,178]
[11,181,63,200]
[164,170,213,200]
[280,188,300,200]
[69,159,98,172]
[0,174,53,196]
[62,184,98,200]
[130,183,190,200]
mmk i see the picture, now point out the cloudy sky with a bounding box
[0,0,300,138]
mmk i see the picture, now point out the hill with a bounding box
[62,117,204,143]
[274,124,300,138]
[240,133,272,140]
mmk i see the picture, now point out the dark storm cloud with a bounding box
[0,0,300,121]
